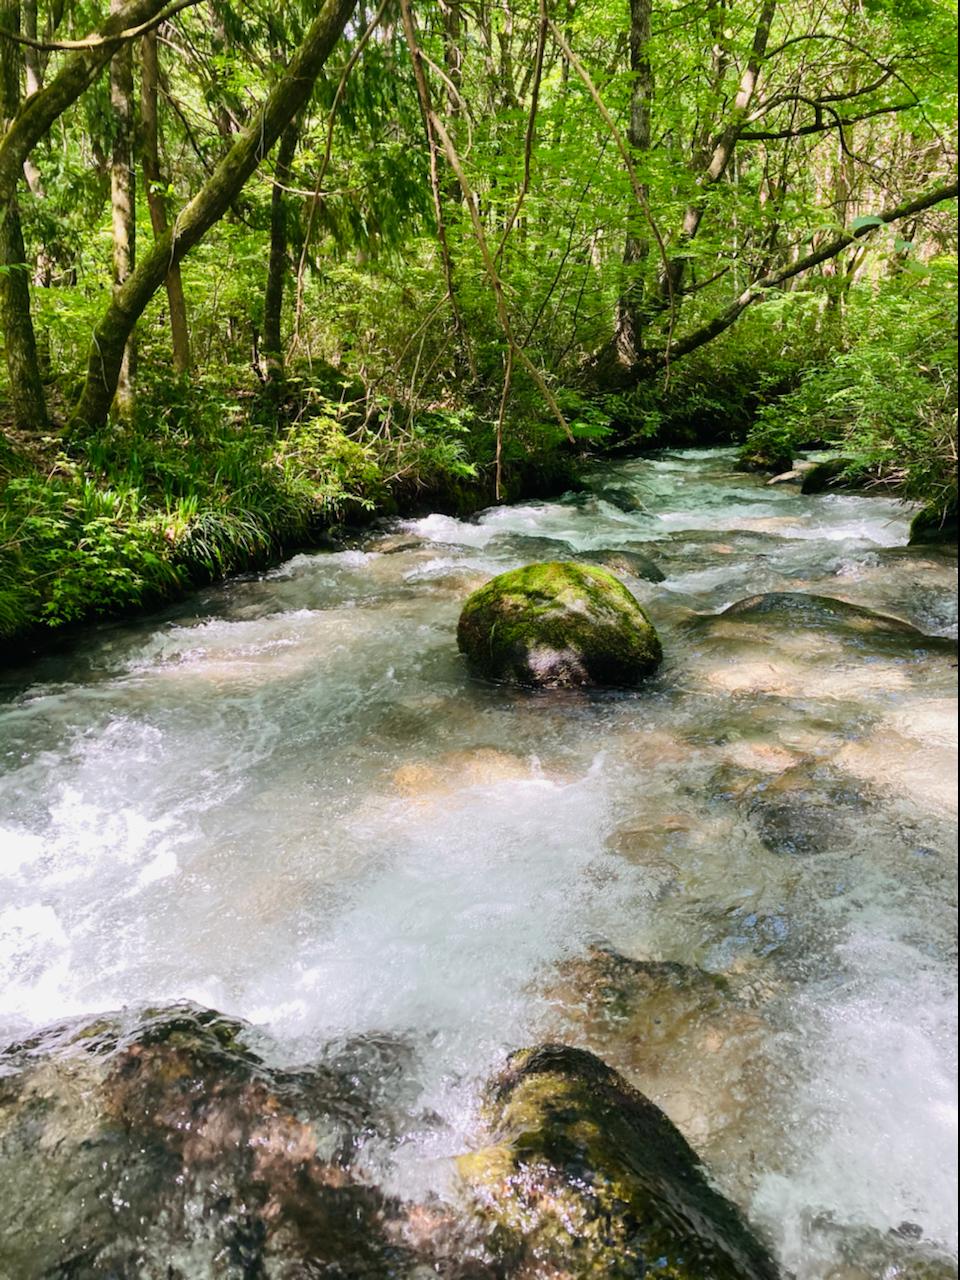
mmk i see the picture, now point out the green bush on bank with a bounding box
[740,271,958,515]
[0,371,587,642]
[0,379,385,640]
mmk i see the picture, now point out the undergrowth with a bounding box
[740,271,958,513]
[0,368,590,642]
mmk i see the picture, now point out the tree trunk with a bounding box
[70,0,358,435]
[613,0,652,362]
[657,0,777,306]
[20,0,43,193]
[140,27,190,373]
[0,0,174,208]
[110,0,136,421]
[262,120,298,388]
[0,0,49,431]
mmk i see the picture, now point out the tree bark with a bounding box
[262,120,297,388]
[0,0,49,430]
[613,0,652,361]
[110,0,136,421]
[140,26,189,373]
[70,0,357,434]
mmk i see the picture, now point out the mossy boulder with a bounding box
[459,1044,781,1279]
[735,448,793,475]
[799,457,872,494]
[457,561,662,688]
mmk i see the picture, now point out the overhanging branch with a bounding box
[655,181,959,367]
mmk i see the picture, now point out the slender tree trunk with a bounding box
[110,0,136,421]
[614,0,652,361]
[140,27,189,372]
[0,0,175,208]
[0,0,49,430]
[262,120,298,389]
[70,0,357,434]
[658,0,777,304]
[439,0,462,202]
[20,0,43,192]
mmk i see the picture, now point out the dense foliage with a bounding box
[0,0,956,639]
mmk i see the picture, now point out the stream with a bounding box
[0,447,957,1278]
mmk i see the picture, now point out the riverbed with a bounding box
[1,448,956,1277]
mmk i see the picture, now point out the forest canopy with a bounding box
[0,0,957,637]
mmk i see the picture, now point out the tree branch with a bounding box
[0,0,177,202]
[739,100,916,141]
[657,182,959,367]
[0,0,199,51]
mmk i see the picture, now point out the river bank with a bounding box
[4,367,954,665]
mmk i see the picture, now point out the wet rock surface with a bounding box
[582,546,667,582]
[457,560,662,687]
[718,591,923,635]
[800,458,861,494]
[542,945,779,1162]
[909,501,958,546]
[0,1006,448,1280]
[459,1043,782,1280]
[0,1004,789,1280]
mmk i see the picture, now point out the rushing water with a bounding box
[1,448,957,1277]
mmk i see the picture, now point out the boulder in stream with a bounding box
[799,457,867,494]
[459,1043,781,1280]
[457,561,662,687]
[0,1004,434,1279]
[582,546,667,582]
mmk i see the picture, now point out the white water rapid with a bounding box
[1,449,956,1278]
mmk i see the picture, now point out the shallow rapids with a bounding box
[1,448,957,1277]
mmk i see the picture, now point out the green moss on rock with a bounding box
[457,561,662,688]
[459,1044,781,1279]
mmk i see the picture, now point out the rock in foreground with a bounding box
[457,561,662,687]
[460,1043,781,1280]
[0,1005,439,1280]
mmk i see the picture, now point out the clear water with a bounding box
[1,449,956,1277]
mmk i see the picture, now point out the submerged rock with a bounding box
[460,1043,781,1280]
[719,592,922,635]
[457,561,662,688]
[595,484,645,512]
[0,1005,429,1279]
[583,546,667,582]
[544,946,775,1151]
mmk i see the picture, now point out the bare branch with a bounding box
[739,100,917,141]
